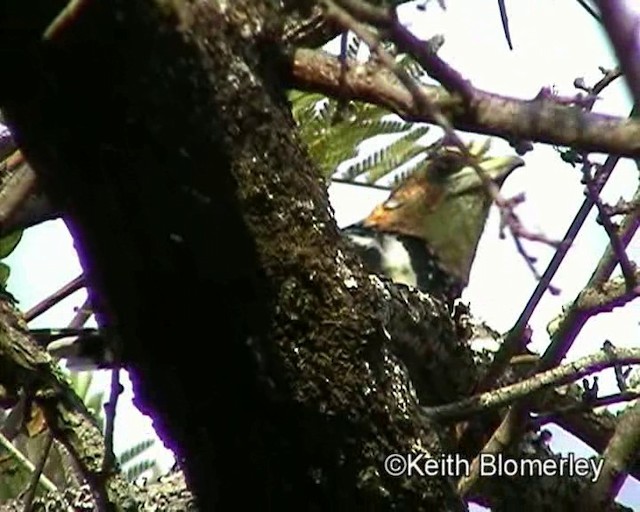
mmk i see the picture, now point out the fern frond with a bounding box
[343,126,430,182]
[347,34,361,59]
[124,459,158,482]
[117,438,155,466]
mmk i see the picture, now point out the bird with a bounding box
[342,138,524,304]
[34,138,523,371]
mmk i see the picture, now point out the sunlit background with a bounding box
[4,1,640,509]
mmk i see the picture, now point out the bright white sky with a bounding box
[4,1,640,509]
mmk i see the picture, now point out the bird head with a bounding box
[361,139,524,287]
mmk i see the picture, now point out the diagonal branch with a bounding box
[424,347,640,422]
[583,400,640,509]
[24,275,85,323]
[582,160,636,290]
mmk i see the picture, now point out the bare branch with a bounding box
[583,400,640,509]
[496,0,513,50]
[470,108,632,398]
[589,185,640,285]
[24,275,85,323]
[534,390,640,423]
[582,160,636,290]
[22,433,55,512]
[596,0,640,107]
[0,431,58,495]
[424,346,640,422]
[290,50,640,157]
[102,369,121,476]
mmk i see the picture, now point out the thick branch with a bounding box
[289,49,640,157]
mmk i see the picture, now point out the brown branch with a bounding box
[424,347,640,422]
[22,432,54,512]
[68,297,92,330]
[583,400,640,509]
[0,150,58,238]
[596,1,640,108]
[101,369,121,475]
[582,161,636,290]
[24,275,85,323]
[331,0,475,99]
[540,182,640,372]
[534,390,640,424]
[590,186,640,285]
[459,271,640,496]
[289,49,640,157]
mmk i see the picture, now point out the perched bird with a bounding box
[343,139,524,303]
[34,139,523,370]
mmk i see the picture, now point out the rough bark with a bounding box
[0,2,634,511]
[0,1,464,509]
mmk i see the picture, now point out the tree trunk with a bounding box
[0,2,464,509]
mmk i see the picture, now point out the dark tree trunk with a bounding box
[0,2,464,509]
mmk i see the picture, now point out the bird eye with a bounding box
[427,152,466,181]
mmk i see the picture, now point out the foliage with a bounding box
[0,371,159,502]
[0,230,22,302]
[290,49,432,186]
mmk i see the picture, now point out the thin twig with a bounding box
[496,0,513,50]
[424,346,640,422]
[541,210,640,369]
[102,368,121,475]
[575,0,601,22]
[460,211,640,496]
[68,298,93,330]
[328,0,475,99]
[603,340,632,392]
[473,106,634,396]
[42,0,90,41]
[582,160,636,290]
[24,275,84,322]
[0,432,58,494]
[589,186,640,286]
[533,391,640,425]
[22,433,54,512]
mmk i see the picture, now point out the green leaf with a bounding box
[0,262,10,288]
[0,230,22,259]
